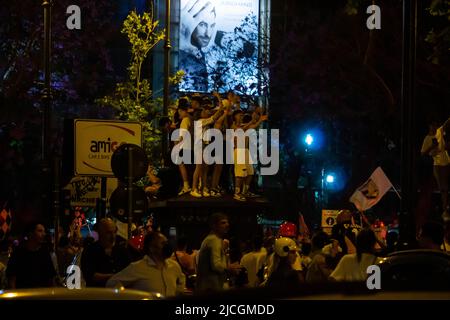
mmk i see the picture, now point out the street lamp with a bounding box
[326,174,335,184]
[305,134,314,146]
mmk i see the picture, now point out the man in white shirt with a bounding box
[421,118,450,217]
[106,231,185,297]
[240,237,267,287]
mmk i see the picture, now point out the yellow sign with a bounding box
[321,209,340,228]
[74,120,142,176]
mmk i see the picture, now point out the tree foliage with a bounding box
[268,0,450,220]
[97,7,184,163]
[425,0,450,64]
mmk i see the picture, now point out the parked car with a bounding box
[377,249,450,290]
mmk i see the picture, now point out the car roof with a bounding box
[0,287,162,300]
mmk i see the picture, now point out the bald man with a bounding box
[81,218,131,287]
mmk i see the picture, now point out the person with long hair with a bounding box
[329,228,379,282]
[265,237,303,289]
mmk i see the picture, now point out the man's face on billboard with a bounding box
[191,9,216,49]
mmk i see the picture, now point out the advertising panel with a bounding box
[74,120,142,176]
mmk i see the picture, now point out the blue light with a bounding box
[305,134,314,146]
[326,175,335,183]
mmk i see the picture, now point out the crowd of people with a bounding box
[161,91,267,202]
[0,109,448,297]
[1,209,449,297]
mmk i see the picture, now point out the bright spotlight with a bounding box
[305,134,314,146]
[326,175,335,183]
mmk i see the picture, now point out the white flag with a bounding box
[350,167,393,212]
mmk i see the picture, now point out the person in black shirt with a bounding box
[6,222,56,288]
[81,218,131,287]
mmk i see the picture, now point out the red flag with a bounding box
[298,213,310,241]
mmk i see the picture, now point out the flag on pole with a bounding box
[350,167,393,212]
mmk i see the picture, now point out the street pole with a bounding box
[41,0,52,164]
[162,0,171,167]
[399,0,417,248]
[41,0,60,249]
[41,0,53,234]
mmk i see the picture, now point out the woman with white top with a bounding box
[330,228,379,282]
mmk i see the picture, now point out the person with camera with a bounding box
[421,119,450,219]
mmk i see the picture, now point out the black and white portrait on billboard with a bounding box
[179,0,260,95]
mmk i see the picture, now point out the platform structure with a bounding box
[149,194,274,249]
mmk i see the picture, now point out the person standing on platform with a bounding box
[196,213,241,293]
[210,93,231,197]
[231,109,268,201]
[190,102,225,198]
[176,99,193,196]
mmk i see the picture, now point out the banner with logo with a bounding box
[74,120,142,176]
[349,167,393,212]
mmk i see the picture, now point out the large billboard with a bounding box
[179,0,260,95]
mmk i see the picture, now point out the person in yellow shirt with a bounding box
[421,118,450,219]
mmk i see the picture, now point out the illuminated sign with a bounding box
[74,120,142,176]
[179,0,260,95]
